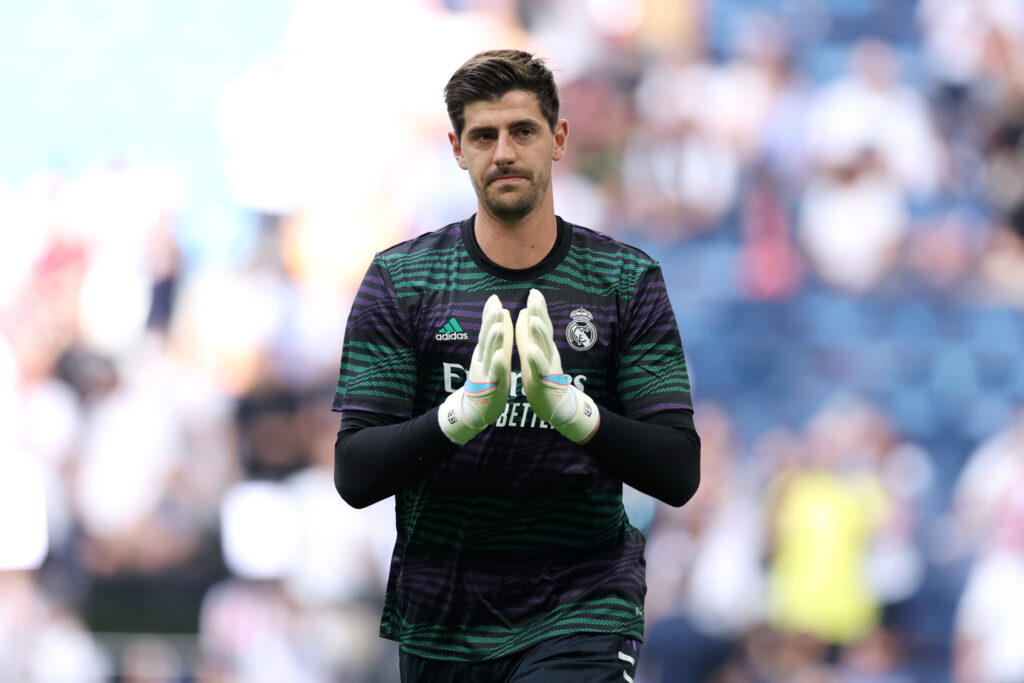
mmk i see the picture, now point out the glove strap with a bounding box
[438,389,483,446]
[551,386,601,444]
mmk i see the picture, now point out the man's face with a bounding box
[450,90,567,223]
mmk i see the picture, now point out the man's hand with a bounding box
[438,295,514,445]
[515,289,600,444]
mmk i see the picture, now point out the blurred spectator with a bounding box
[977,219,1024,307]
[975,107,1024,306]
[918,0,1024,100]
[951,409,1024,556]
[953,470,1024,682]
[736,164,805,300]
[197,578,324,682]
[119,635,188,683]
[211,412,396,682]
[640,403,764,682]
[279,416,394,609]
[797,146,908,293]
[980,111,1024,229]
[902,208,984,294]
[622,50,742,239]
[804,39,944,197]
[0,571,111,682]
[838,627,916,683]
[65,340,235,583]
[797,39,946,293]
[764,396,894,646]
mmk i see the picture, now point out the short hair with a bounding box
[444,49,560,140]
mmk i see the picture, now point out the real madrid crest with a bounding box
[566,307,597,351]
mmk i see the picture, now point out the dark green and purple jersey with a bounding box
[333,215,692,661]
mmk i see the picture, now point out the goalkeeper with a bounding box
[332,49,700,682]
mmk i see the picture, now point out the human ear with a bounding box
[449,131,468,170]
[552,119,568,161]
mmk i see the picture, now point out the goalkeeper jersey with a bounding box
[333,215,693,661]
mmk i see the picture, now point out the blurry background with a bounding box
[2,0,1024,681]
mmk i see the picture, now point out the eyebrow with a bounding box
[465,119,542,137]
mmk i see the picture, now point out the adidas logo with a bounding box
[435,317,469,341]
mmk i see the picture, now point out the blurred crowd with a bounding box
[2,0,1024,681]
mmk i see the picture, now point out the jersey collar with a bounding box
[460,214,572,281]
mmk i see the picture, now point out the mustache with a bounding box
[485,168,532,184]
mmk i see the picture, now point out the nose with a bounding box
[494,131,515,165]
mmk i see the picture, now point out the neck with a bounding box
[474,198,558,270]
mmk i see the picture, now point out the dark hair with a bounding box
[444,49,560,139]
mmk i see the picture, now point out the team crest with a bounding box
[565,307,597,351]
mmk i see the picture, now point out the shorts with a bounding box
[399,632,641,683]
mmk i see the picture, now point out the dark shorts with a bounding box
[399,632,641,683]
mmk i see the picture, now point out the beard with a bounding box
[473,167,549,222]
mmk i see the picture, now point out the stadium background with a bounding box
[2,0,1024,680]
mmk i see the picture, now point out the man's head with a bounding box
[445,50,568,225]
[444,50,560,141]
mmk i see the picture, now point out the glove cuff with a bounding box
[551,387,601,444]
[438,389,483,446]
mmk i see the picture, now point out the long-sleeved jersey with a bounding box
[333,215,695,661]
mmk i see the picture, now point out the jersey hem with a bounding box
[384,623,645,663]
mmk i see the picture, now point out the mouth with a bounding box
[487,171,530,185]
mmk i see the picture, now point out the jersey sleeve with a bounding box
[615,263,693,418]
[332,256,418,418]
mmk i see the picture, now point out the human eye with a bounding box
[472,130,496,145]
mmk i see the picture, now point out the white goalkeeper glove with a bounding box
[515,289,600,444]
[438,295,513,445]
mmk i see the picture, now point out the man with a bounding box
[333,49,700,682]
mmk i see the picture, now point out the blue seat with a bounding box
[930,343,979,399]
[968,306,1023,354]
[884,299,941,341]
[887,387,939,441]
[802,290,870,344]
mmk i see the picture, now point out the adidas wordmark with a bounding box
[436,317,469,341]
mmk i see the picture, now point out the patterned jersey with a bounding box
[333,216,693,661]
